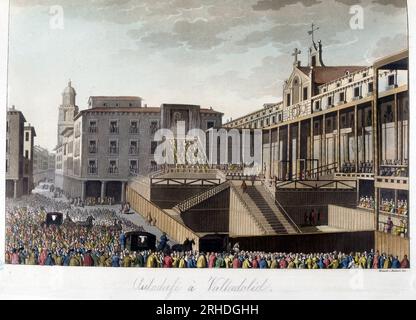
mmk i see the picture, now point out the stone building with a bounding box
[6,106,35,198]
[55,83,223,203]
[23,124,36,194]
[33,145,56,185]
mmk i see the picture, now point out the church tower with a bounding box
[57,80,78,146]
[307,23,325,67]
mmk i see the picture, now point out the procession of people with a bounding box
[4,193,410,269]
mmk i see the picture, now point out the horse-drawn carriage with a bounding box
[43,212,63,227]
[125,231,156,251]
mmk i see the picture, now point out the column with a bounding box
[277,126,280,180]
[297,121,301,179]
[287,124,290,179]
[101,181,106,201]
[394,93,399,161]
[322,114,326,170]
[121,181,126,203]
[268,129,272,179]
[354,105,359,172]
[310,117,314,175]
[81,181,86,201]
[13,180,18,199]
[337,110,341,172]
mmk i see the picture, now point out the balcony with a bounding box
[108,146,119,154]
[109,126,119,134]
[129,167,138,176]
[129,146,138,155]
[88,166,98,175]
[129,127,139,134]
[88,126,98,134]
[88,146,97,153]
[108,166,119,174]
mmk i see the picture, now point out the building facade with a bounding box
[55,83,223,202]
[33,145,56,185]
[6,106,36,198]
[225,40,409,244]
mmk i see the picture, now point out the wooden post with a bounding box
[337,110,341,172]
[394,93,399,161]
[287,124,290,179]
[355,105,359,172]
[322,114,326,170]
[297,121,301,179]
[310,117,314,175]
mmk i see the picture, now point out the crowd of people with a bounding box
[380,198,408,215]
[5,194,410,269]
[358,196,375,209]
[379,160,408,177]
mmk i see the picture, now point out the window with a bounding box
[115,103,119,107]
[207,121,215,129]
[286,93,291,106]
[109,140,118,154]
[6,139,9,153]
[363,72,367,77]
[314,101,320,110]
[129,160,138,175]
[88,160,97,174]
[25,132,29,141]
[354,87,360,97]
[272,116,276,124]
[129,140,138,155]
[368,82,374,93]
[336,82,341,88]
[150,121,159,135]
[130,120,138,134]
[89,120,97,133]
[6,159,8,173]
[151,141,158,155]
[328,96,332,106]
[311,56,316,66]
[25,150,29,158]
[388,75,395,86]
[339,92,345,102]
[108,160,118,174]
[6,121,8,133]
[109,120,119,133]
[348,78,353,83]
[89,140,97,153]
[303,87,308,101]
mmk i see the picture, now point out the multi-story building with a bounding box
[225,38,409,249]
[23,124,36,194]
[6,106,36,198]
[55,83,223,202]
[33,145,56,185]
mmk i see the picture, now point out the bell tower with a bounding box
[57,80,78,146]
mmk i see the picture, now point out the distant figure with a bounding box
[147,213,152,225]
[241,180,247,193]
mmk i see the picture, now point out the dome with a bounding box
[63,80,76,95]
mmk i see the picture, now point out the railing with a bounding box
[88,126,98,133]
[129,168,138,176]
[87,166,98,174]
[129,127,139,134]
[109,126,119,134]
[129,146,139,155]
[108,167,119,174]
[229,182,267,234]
[126,186,200,247]
[276,179,356,190]
[174,181,230,213]
[260,180,301,233]
[88,146,97,153]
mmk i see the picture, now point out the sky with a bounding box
[8,0,408,151]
